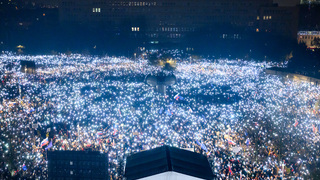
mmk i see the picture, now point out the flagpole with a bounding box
[281,161,284,180]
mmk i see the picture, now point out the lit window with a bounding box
[93,8,101,13]
[256,28,259,32]
[269,16,272,19]
[131,27,139,31]
[263,16,266,20]
[257,16,260,20]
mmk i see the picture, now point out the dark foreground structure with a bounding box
[20,60,36,74]
[47,151,108,180]
[125,146,216,180]
[145,73,176,95]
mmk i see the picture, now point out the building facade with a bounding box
[297,31,320,49]
[300,0,320,4]
[58,0,299,44]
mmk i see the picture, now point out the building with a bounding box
[300,0,320,4]
[47,151,108,180]
[58,0,299,45]
[16,0,61,8]
[20,60,36,74]
[274,0,300,6]
[297,31,320,49]
[124,145,215,180]
[258,6,299,38]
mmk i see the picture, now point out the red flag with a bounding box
[228,165,233,175]
[313,124,317,133]
[294,120,298,127]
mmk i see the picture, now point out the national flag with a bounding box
[312,124,317,133]
[41,138,49,147]
[294,120,298,127]
[29,108,35,113]
[228,139,236,145]
[245,138,250,146]
[174,93,184,101]
[97,131,103,136]
[196,140,208,152]
[45,141,53,150]
[166,109,172,116]
[22,164,27,171]
[113,129,118,135]
[159,107,163,114]
[201,143,208,152]
[174,93,179,100]
[195,140,202,146]
[228,165,234,175]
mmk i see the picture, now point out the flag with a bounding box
[22,164,27,171]
[245,138,250,146]
[312,124,317,133]
[41,138,49,147]
[159,107,163,114]
[294,120,298,127]
[166,109,172,116]
[174,93,184,101]
[97,131,103,136]
[228,139,236,145]
[113,129,118,135]
[201,143,208,152]
[196,140,208,152]
[29,108,35,113]
[195,140,201,146]
[174,93,179,100]
[229,165,234,175]
[45,141,53,150]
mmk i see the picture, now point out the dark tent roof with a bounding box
[125,146,215,180]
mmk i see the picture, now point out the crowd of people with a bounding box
[0,52,319,179]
